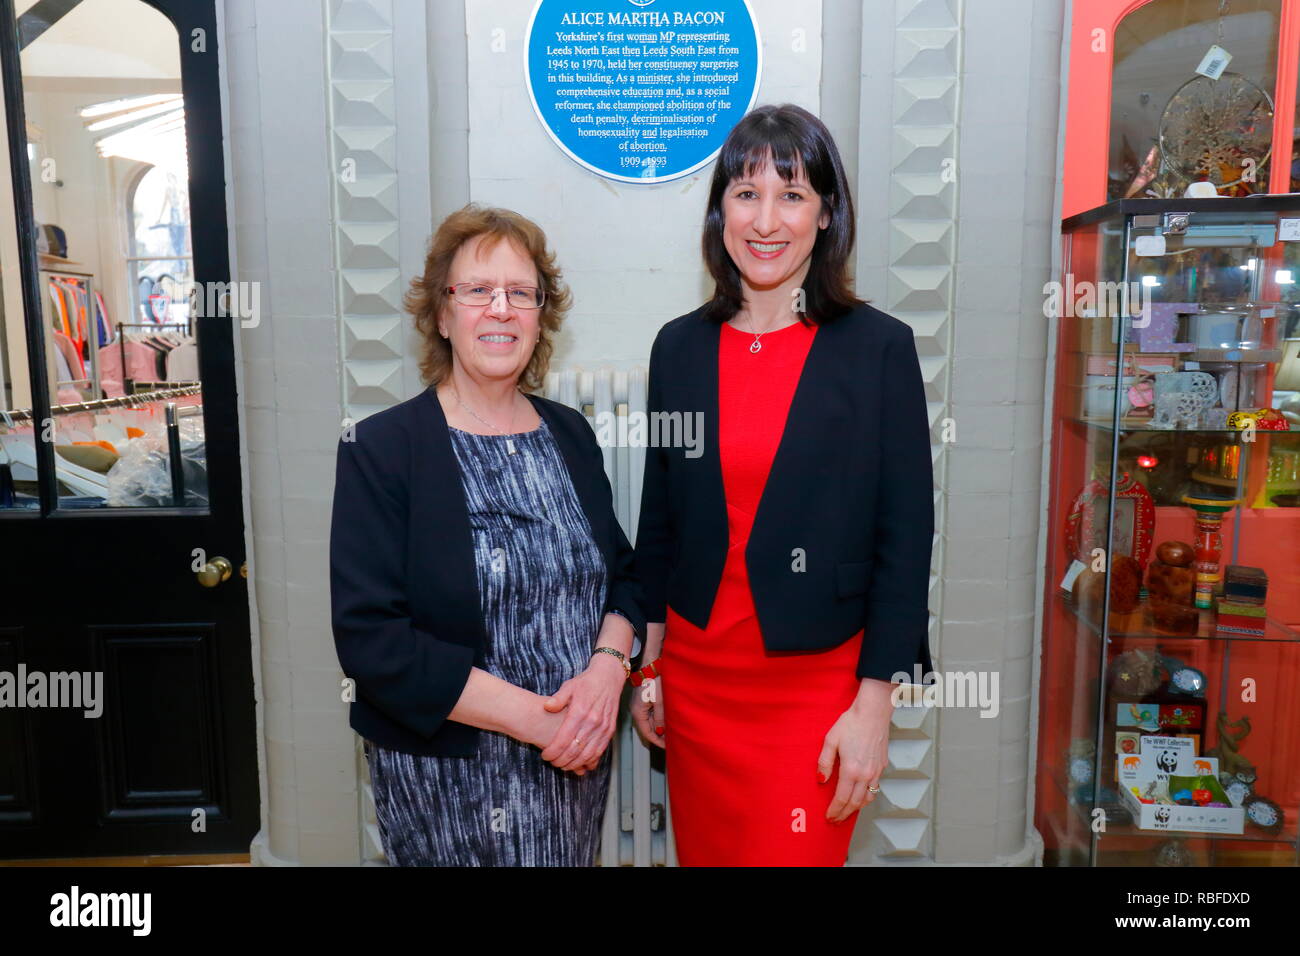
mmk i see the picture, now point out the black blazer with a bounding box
[635,302,935,682]
[329,387,645,757]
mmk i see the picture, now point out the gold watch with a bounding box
[591,646,631,678]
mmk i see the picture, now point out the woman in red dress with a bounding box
[631,105,935,866]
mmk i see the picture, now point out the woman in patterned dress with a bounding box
[330,204,644,866]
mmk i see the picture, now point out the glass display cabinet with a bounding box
[1038,196,1300,866]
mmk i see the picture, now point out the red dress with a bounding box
[663,319,865,866]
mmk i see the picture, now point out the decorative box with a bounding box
[1137,302,1198,354]
[1079,375,1139,419]
[1216,599,1267,637]
[1079,352,1180,378]
[1157,703,1204,732]
[1115,702,1204,734]
[1117,736,1245,835]
[1224,565,1268,604]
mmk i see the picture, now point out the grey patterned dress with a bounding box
[366,419,612,866]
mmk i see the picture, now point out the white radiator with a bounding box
[545,366,673,867]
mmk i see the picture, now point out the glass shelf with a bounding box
[1069,416,1299,436]
[1058,590,1300,644]
[1046,762,1299,847]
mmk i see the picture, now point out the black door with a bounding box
[0,0,257,859]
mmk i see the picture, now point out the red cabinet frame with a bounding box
[1063,0,1300,219]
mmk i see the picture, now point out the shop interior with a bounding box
[0,0,205,510]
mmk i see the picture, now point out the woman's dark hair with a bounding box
[701,103,864,324]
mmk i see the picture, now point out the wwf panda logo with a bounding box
[1156,750,1179,773]
[1155,806,1172,823]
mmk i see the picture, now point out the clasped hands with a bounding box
[529,651,627,776]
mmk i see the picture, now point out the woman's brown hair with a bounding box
[405,203,572,392]
[701,103,865,325]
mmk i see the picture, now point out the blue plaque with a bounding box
[525,0,762,183]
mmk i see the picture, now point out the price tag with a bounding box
[1060,560,1087,593]
[1279,219,1300,241]
[1134,235,1166,256]
[1195,44,1232,80]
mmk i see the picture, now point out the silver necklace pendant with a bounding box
[452,384,521,453]
[749,339,762,354]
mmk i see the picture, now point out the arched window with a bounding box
[126,162,193,324]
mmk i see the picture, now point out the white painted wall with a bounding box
[24,90,114,290]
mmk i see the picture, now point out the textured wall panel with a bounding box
[327,0,404,418]
[850,0,961,864]
[848,0,1059,867]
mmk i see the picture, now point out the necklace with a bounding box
[741,313,784,353]
[452,384,521,454]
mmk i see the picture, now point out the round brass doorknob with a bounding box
[197,556,233,588]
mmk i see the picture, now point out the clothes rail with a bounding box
[131,380,199,392]
[116,320,191,331]
[0,384,203,424]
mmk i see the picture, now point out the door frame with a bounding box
[0,0,259,858]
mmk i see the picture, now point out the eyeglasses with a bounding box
[445,282,546,310]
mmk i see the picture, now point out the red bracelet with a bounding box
[629,658,661,686]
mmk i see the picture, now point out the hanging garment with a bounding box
[48,283,72,338]
[51,330,84,381]
[166,340,198,381]
[68,282,89,356]
[94,291,110,347]
[98,339,162,398]
[47,278,94,357]
[140,339,170,380]
[52,332,75,382]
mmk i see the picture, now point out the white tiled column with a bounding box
[224,0,353,866]
[838,0,1064,865]
[227,0,442,867]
